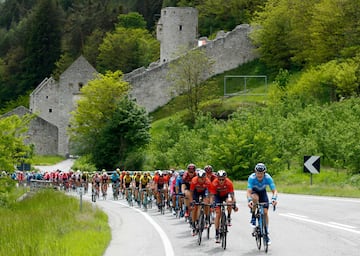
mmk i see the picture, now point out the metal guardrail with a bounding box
[29,179,54,191]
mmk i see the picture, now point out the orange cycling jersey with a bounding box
[210,177,234,197]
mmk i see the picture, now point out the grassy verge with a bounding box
[0,189,111,256]
[233,169,360,198]
[32,155,66,165]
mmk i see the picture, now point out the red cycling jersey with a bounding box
[153,175,166,185]
[190,176,212,193]
[210,177,234,197]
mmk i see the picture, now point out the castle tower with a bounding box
[156,7,198,63]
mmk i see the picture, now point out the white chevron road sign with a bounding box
[304,156,320,174]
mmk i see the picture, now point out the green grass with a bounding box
[0,189,111,256]
[233,169,360,198]
[31,155,66,165]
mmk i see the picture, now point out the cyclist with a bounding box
[204,165,217,182]
[210,170,238,243]
[111,170,120,198]
[247,163,278,245]
[181,163,197,219]
[92,172,101,196]
[168,170,178,215]
[139,172,151,204]
[119,171,126,196]
[123,171,133,200]
[189,169,212,236]
[174,170,185,217]
[101,170,109,197]
[153,171,168,211]
[133,172,142,204]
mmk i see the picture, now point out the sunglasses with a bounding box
[218,178,225,181]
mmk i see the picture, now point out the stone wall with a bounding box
[127,24,257,113]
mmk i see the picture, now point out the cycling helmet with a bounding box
[255,163,267,173]
[217,170,227,177]
[179,170,185,176]
[187,163,196,171]
[198,169,206,178]
[158,171,164,176]
[204,165,213,172]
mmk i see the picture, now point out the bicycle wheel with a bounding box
[92,191,96,202]
[161,193,165,214]
[220,211,227,250]
[143,192,148,211]
[207,214,210,240]
[255,225,261,250]
[262,217,269,253]
[198,211,205,245]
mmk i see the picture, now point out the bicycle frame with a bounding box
[215,202,235,250]
[253,202,270,253]
[193,196,210,245]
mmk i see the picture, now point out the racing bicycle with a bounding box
[252,202,275,253]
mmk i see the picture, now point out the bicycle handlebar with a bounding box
[254,202,276,212]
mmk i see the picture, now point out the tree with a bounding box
[0,114,34,171]
[167,48,214,124]
[92,96,151,169]
[96,12,159,73]
[23,0,62,89]
[69,71,130,156]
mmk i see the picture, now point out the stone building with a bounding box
[1,106,58,155]
[28,56,97,156]
[4,7,256,156]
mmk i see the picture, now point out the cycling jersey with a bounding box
[181,171,196,190]
[140,176,150,187]
[190,176,212,201]
[247,173,276,193]
[123,175,132,188]
[210,177,234,197]
[247,172,276,206]
[134,175,141,187]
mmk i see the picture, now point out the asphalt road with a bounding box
[36,161,360,256]
[81,188,360,256]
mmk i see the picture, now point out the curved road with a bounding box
[36,161,360,255]
[88,190,360,256]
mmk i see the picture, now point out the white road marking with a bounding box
[112,200,175,256]
[83,192,175,256]
[280,213,360,235]
[286,212,309,218]
[328,222,356,229]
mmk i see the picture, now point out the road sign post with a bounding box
[304,156,320,185]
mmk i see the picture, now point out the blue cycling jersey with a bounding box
[175,176,183,189]
[111,173,119,182]
[247,173,276,192]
